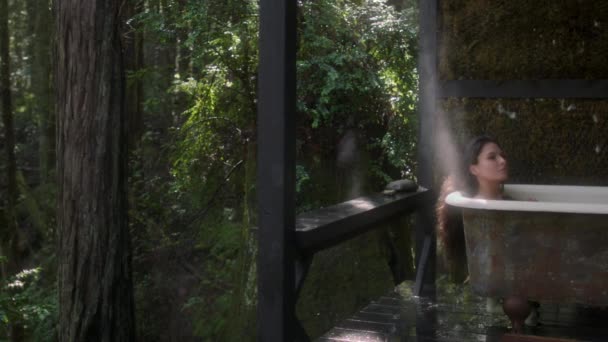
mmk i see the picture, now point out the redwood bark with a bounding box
[55,0,135,340]
[28,0,54,184]
[123,0,144,147]
[0,0,16,260]
[1,0,23,340]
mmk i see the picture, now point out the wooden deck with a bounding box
[316,280,608,342]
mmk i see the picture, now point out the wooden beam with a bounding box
[439,80,608,99]
[295,189,433,253]
[500,334,581,342]
[417,1,437,187]
[414,235,431,296]
[415,0,438,297]
[257,0,297,340]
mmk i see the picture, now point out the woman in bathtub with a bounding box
[462,135,508,200]
[436,135,508,282]
[436,135,539,325]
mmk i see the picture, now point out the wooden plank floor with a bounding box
[316,280,608,342]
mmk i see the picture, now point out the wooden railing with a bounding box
[258,187,436,341]
[296,189,433,253]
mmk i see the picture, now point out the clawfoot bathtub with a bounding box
[446,185,608,332]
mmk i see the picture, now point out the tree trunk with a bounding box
[0,0,16,237]
[225,139,258,340]
[0,0,16,248]
[28,0,54,184]
[55,0,135,340]
[123,0,144,148]
[171,0,190,124]
[1,0,24,341]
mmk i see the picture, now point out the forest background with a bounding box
[0,0,419,340]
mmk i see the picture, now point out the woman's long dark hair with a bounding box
[436,135,502,281]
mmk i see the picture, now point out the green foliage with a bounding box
[296,164,311,194]
[2,0,420,340]
[298,0,417,147]
[129,0,420,339]
[0,267,57,342]
[296,0,419,209]
[187,218,243,340]
[130,2,261,339]
[298,0,387,130]
[136,0,259,199]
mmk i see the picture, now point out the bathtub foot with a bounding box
[502,296,531,334]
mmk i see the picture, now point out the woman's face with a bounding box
[469,142,508,183]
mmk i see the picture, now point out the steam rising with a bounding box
[434,109,463,183]
[337,129,362,199]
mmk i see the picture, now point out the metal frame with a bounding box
[439,80,608,98]
[257,0,297,340]
[414,0,438,297]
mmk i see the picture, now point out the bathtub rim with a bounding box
[445,184,608,214]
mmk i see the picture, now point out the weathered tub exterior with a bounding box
[445,185,608,305]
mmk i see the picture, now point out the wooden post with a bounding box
[414,0,438,297]
[257,0,297,340]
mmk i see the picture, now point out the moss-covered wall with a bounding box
[438,2,608,185]
[439,1,608,80]
[440,98,608,185]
